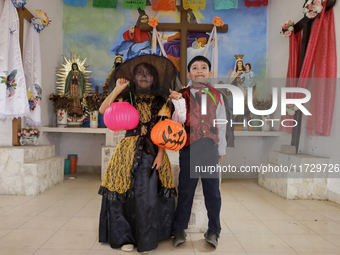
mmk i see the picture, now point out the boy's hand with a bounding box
[218,155,228,165]
[116,78,129,92]
[169,89,182,100]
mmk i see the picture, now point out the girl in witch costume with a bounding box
[98,55,184,253]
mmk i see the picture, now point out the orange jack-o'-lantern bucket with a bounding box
[151,119,187,151]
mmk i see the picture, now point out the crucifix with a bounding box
[290,0,336,154]
[139,1,228,86]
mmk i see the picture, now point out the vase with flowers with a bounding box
[49,93,72,128]
[83,93,107,128]
[18,126,40,146]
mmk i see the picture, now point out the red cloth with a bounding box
[279,30,302,133]
[280,0,337,136]
[123,27,150,43]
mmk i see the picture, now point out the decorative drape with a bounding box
[0,0,29,119]
[214,0,238,10]
[280,0,337,136]
[279,30,302,134]
[152,0,176,11]
[123,0,146,10]
[64,0,87,7]
[24,23,42,126]
[183,0,206,10]
[93,0,118,8]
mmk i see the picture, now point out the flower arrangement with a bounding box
[148,17,159,28]
[49,93,73,113]
[280,20,294,38]
[18,126,40,138]
[212,16,224,27]
[303,0,325,19]
[252,95,273,110]
[83,93,107,113]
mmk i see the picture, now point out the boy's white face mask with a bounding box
[187,61,212,86]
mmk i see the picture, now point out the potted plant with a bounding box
[252,95,273,131]
[49,93,72,128]
[18,126,40,146]
[83,93,107,128]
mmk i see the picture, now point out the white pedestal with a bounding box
[0,145,64,195]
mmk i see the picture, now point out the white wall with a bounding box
[267,0,340,195]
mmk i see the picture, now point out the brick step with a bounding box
[0,145,56,164]
[0,156,64,196]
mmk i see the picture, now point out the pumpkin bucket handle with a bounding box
[160,97,185,129]
[108,82,133,106]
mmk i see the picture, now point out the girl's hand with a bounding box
[152,154,163,170]
[169,89,182,100]
[116,78,129,92]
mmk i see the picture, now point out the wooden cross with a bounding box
[290,0,336,154]
[140,1,228,86]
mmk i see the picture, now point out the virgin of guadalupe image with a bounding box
[56,54,94,126]
[161,11,210,70]
[110,11,154,60]
[65,63,86,122]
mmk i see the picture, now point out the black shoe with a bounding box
[173,229,187,247]
[204,229,219,249]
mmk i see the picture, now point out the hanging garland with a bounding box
[245,0,268,7]
[183,0,206,10]
[63,0,87,7]
[93,0,118,8]
[214,0,238,10]
[152,0,176,11]
[123,0,146,10]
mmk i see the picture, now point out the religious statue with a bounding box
[65,63,85,122]
[56,52,93,126]
[239,63,256,96]
[101,54,124,92]
[229,54,246,87]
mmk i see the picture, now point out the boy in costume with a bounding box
[171,56,234,249]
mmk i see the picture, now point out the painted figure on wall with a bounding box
[160,11,210,70]
[110,11,153,60]
[65,62,85,121]
[101,54,124,92]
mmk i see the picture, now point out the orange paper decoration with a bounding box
[148,17,159,28]
[212,16,224,27]
[152,0,176,11]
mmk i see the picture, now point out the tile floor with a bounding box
[0,174,340,255]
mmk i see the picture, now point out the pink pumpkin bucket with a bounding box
[104,102,139,131]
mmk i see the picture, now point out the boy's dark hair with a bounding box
[245,63,251,69]
[187,56,211,72]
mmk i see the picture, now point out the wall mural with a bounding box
[63,0,267,97]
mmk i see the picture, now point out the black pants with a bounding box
[173,137,221,233]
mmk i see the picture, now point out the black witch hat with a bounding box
[108,54,182,99]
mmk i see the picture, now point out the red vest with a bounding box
[182,89,219,146]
